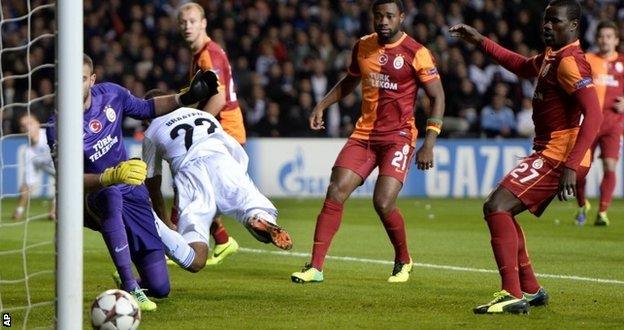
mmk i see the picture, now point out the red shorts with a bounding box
[499,153,589,216]
[592,122,624,160]
[334,138,415,184]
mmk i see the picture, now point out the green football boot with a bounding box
[387,259,413,283]
[113,271,157,312]
[129,287,157,312]
[594,211,610,226]
[473,290,529,314]
[291,264,324,283]
[206,237,240,266]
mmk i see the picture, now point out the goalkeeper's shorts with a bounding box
[85,185,164,256]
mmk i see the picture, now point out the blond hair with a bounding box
[177,2,206,20]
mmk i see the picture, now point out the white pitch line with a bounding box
[239,247,624,285]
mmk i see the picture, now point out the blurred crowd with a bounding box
[2,0,624,138]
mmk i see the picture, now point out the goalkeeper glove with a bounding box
[179,70,219,106]
[100,159,147,187]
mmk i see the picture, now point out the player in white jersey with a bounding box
[13,115,55,220]
[142,90,292,272]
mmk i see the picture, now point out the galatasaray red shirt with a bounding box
[347,32,440,146]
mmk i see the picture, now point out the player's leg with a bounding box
[594,157,616,226]
[575,141,597,225]
[474,186,529,314]
[513,218,548,306]
[292,139,375,283]
[372,176,412,282]
[290,167,362,283]
[134,249,170,298]
[154,213,208,271]
[574,174,590,225]
[165,167,219,272]
[595,131,620,226]
[49,195,57,221]
[119,185,174,311]
[309,139,372,273]
[374,141,415,282]
[86,187,140,294]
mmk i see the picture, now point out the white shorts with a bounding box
[203,152,277,222]
[174,160,217,245]
[174,153,277,244]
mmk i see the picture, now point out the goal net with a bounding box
[0,0,83,328]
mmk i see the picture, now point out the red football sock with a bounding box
[512,218,540,294]
[485,211,522,298]
[576,176,587,207]
[381,208,410,264]
[211,220,230,245]
[599,170,616,213]
[310,199,344,270]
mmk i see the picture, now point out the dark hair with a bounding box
[83,54,93,72]
[596,20,619,38]
[144,89,170,100]
[548,0,581,21]
[372,0,404,13]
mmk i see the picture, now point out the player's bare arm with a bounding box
[310,74,360,130]
[415,79,445,171]
[12,184,30,219]
[202,87,226,116]
[152,70,219,116]
[145,176,174,229]
[145,175,174,229]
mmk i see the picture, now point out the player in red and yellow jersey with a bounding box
[574,20,624,226]
[170,2,242,265]
[451,0,602,315]
[291,0,445,284]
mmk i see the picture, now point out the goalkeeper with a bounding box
[46,54,219,312]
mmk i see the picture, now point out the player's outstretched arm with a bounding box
[84,159,148,191]
[309,74,360,130]
[152,70,220,117]
[415,79,445,171]
[450,24,538,79]
[202,87,226,116]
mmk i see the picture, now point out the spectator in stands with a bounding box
[516,98,535,138]
[2,1,623,138]
[481,94,516,138]
[256,101,285,137]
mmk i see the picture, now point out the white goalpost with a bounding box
[56,0,83,328]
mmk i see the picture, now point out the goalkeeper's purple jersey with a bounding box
[46,82,155,174]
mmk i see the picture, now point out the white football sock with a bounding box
[154,217,195,269]
[246,209,277,225]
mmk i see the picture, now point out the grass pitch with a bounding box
[1,197,623,329]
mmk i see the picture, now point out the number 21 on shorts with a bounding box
[391,144,410,172]
[510,158,543,183]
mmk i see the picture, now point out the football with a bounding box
[91,289,141,330]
